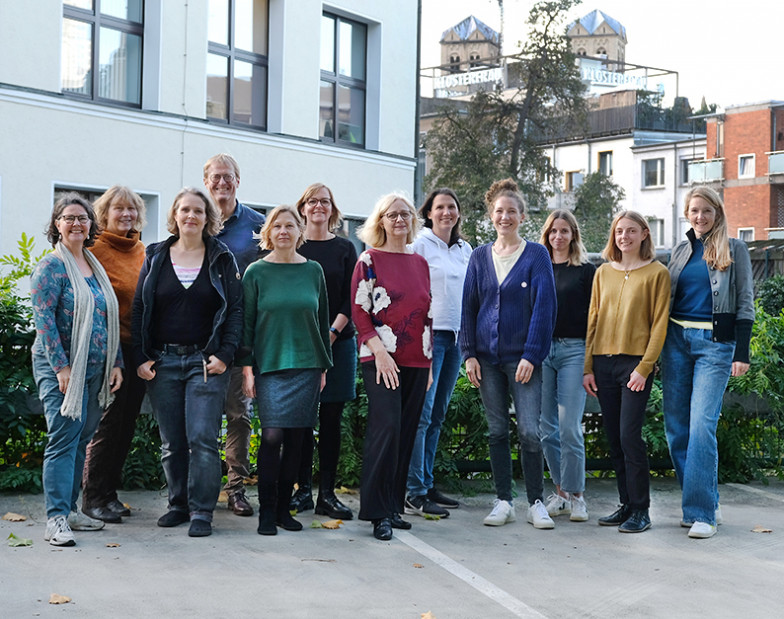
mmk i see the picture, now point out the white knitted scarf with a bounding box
[56,241,120,420]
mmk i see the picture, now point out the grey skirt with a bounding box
[256,368,321,428]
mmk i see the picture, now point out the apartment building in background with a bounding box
[0,1,419,255]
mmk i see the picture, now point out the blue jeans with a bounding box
[146,351,231,521]
[407,331,462,497]
[541,338,587,494]
[661,323,734,525]
[477,359,544,505]
[33,352,104,518]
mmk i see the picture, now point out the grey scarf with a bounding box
[56,241,121,420]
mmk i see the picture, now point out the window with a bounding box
[680,158,693,185]
[649,218,665,247]
[738,154,756,179]
[449,54,461,73]
[207,0,269,128]
[642,158,665,188]
[320,13,367,147]
[738,227,754,242]
[469,52,481,68]
[565,171,583,192]
[62,0,144,106]
[598,151,613,176]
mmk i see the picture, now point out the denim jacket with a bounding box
[131,235,243,368]
[668,229,754,362]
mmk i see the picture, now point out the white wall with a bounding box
[0,0,418,255]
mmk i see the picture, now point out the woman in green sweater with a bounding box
[241,205,333,535]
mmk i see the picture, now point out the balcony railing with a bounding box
[768,151,784,175]
[688,159,724,184]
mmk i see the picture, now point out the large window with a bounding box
[62,0,144,106]
[320,13,367,147]
[642,158,665,188]
[207,0,269,128]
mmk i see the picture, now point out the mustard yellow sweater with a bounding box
[584,261,670,378]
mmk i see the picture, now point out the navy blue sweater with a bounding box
[460,242,557,366]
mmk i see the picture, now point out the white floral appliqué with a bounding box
[354,279,374,313]
[376,324,398,353]
[422,325,432,359]
[358,252,373,266]
[371,286,391,314]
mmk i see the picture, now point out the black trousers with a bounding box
[358,362,429,522]
[593,355,654,510]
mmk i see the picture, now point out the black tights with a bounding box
[297,401,346,484]
[259,427,310,496]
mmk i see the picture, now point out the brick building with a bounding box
[691,101,784,240]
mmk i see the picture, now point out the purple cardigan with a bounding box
[460,241,556,367]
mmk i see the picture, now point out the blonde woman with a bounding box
[662,187,753,539]
[240,205,332,536]
[351,193,433,541]
[538,210,595,522]
[583,211,670,533]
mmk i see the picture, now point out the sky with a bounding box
[420,0,782,110]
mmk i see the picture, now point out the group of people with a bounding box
[30,158,752,546]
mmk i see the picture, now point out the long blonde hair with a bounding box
[684,186,732,271]
[539,209,587,266]
[601,210,655,263]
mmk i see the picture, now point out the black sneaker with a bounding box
[404,495,450,518]
[427,488,460,508]
[188,519,212,537]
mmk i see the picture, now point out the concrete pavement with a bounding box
[2,477,783,618]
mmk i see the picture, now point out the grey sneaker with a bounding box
[68,510,105,531]
[45,515,75,546]
[544,492,571,517]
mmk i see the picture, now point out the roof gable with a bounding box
[440,15,500,45]
[568,9,626,40]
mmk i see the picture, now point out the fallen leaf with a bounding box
[423,514,441,521]
[421,612,436,619]
[335,486,357,495]
[49,594,71,605]
[7,533,33,547]
[2,512,26,522]
[310,520,323,529]
[751,525,773,533]
[321,519,343,529]
[105,543,121,548]
[218,491,229,503]
[413,563,424,569]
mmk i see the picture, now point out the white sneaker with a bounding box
[544,492,571,517]
[483,499,516,526]
[68,510,105,531]
[681,506,723,528]
[688,521,717,539]
[45,515,75,546]
[527,499,555,529]
[569,495,589,522]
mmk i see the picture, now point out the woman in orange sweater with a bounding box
[82,186,147,524]
[583,211,669,533]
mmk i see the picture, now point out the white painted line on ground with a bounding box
[726,483,784,503]
[395,531,546,618]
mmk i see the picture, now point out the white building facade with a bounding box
[0,0,419,253]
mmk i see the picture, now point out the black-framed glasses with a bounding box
[306,198,332,207]
[58,215,90,225]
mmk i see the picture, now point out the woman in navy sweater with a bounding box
[460,178,557,529]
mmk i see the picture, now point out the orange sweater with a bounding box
[584,261,670,379]
[90,230,145,343]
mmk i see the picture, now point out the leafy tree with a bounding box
[425,0,587,245]
[571,172,625,252]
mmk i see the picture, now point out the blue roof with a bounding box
[440,15,499,45]
[569,9,626,39]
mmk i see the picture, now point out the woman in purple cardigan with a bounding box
[460,178,557,529]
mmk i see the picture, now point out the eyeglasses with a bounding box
[306,198,332,208]
[384,211,412,222]
[58,215,90,225]
[208,173,237,184]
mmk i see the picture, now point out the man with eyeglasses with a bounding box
[203,153,266,517]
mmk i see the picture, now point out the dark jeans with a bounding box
[593,355,654,510]
[82,342,146,509]
[146,351,231,521]
[358,362,429,522]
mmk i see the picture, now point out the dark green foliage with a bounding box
[757,275,784,316]
[121,414,164,490]
[572,172,625,253]
[336,368,368,487]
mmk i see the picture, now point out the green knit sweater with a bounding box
[240,259,332,374]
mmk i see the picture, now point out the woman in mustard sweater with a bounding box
[583,211,670,533]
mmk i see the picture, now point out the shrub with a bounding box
[758,274,784,316]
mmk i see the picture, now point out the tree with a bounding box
[571,172,625,252]
[425,0,588,245]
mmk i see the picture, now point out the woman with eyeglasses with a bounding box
[351,193,433,541]
[31,193,124,546]
[287,183,358,520]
